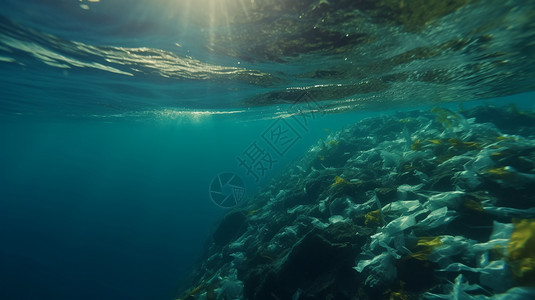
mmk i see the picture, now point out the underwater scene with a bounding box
[1,0,535,299]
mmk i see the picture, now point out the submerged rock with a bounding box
[213,211,248,246]
[177,104,535,300]
[243,228,364,299]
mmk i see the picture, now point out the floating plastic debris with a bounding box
[177,105,535,299]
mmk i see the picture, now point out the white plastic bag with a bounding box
[354,251,397,288]
[427,191,465,210]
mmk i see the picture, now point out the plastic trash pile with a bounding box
[177,104,535,300]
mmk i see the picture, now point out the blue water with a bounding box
[0,121,222,299]
[0,105,380,299]
[1,0,534,299]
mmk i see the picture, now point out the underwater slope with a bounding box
[177,104,535,300]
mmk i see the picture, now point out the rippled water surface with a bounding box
[2,0,534,118]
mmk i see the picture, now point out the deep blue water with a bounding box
[0,121,227,299]
[1,1,535,299]
[0,104,382,299]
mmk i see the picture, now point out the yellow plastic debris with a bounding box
[332,175,351,187]
[507,219,535,285]
[389,290,410,300]
[409,236,443,261]
[417,237,443,248]
[177,283,204,300]
[496,135,518,141]
[411,139,423,151]
[427,139,443,145]
[463,199,485,213]
[448,138,480,149]
[431,107,462,128]
[365,209,382,226]
[247,208,261,216]
[486,166,515,180]
[328,140,339,146]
